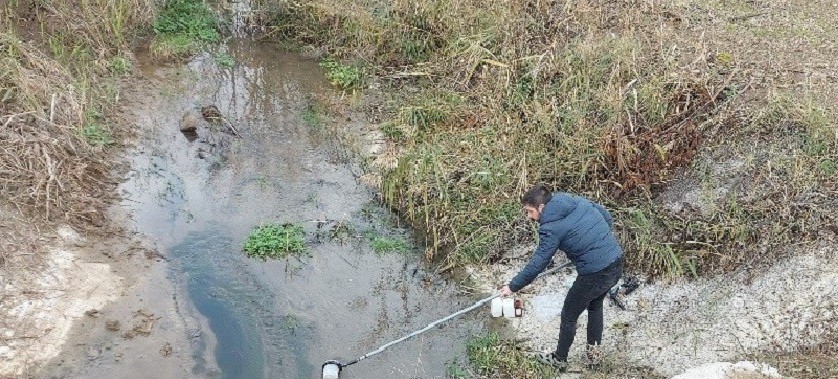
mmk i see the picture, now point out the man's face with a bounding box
[523,204,544,222]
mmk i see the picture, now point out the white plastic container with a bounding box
[322,363,340,379]
[490,298,503,317]
[502,298,516,318]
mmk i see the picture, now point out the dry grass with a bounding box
[0,1,154,226]
[749,331,838,379]
[258,0,836,279]
[461,332,665,379]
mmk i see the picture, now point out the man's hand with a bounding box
[500,285,514,297]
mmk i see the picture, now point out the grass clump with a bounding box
[243,223,307,260]
[319,58,362,90]
[214,52,235,68]
[81,123,114,147]
[108,56,133,75]
[151,0,219,59]
[466,332,559,378]
[301,105,326,129]
[369,235,411,254]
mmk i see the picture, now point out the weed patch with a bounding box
[81,123,114,147]
[466,332,559,378]
[319,58,362,90]
[301,105,325,129]
[369,235,410,255]
[243,223,308,260]
[214,52,235,68]
[152,0,219,59]
[108,56,133,75]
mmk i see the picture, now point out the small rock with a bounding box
[180,113,200,133]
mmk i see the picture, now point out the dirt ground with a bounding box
[0,204,116,376]
[467,241,837,378]
[0,202,210,378]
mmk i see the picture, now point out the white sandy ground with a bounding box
[671,361,782,379]
[0,226,123,376]
[0,219,206,378]
[467,244,837,378]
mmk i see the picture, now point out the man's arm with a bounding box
[592,201,613,229]
[507,227,562,292]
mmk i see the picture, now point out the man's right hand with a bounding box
[500,285,514,297]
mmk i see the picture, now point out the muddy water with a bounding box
[85,40,482,378]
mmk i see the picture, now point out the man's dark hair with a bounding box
[522,184,553,207]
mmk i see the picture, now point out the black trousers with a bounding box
[555,258,623,360]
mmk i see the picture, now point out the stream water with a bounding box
[97,39,485,379]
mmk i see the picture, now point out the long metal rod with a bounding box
[341,261,573,368]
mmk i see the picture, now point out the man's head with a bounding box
[521,184,553,222]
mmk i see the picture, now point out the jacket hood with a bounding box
[540,193,577,224]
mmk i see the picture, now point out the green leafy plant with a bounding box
[319,59,362,89]
[153,0,219,41]
[445,361,469,379]
[151,0,219,58]
[283,314,300,334]
[81,124,113,147]
[243,223,307,260]
[214,52,235,68]
[302,107,324,129]
[108,56,132,75]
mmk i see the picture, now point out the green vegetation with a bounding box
[466,332,559,378]
[282,314,300,334]
[214,52,235,68]
[108,56,133,75]
[243,223,308,260]
[369,235,411,254]
[151,0,219,59]
[301,103,326,130]
[0,0,154,223]
[319,59,362,90]
[464,332,666,378]
[80,110,114,147]
[445,361,469,379]
[81,124,114,147]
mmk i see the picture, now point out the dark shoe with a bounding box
[525,351,567,372]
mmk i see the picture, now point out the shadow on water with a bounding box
[120,38,485,379]
[169,228,313,378]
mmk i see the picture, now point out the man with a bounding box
[500,184,623,372]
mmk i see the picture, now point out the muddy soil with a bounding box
[37,40,486,378]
